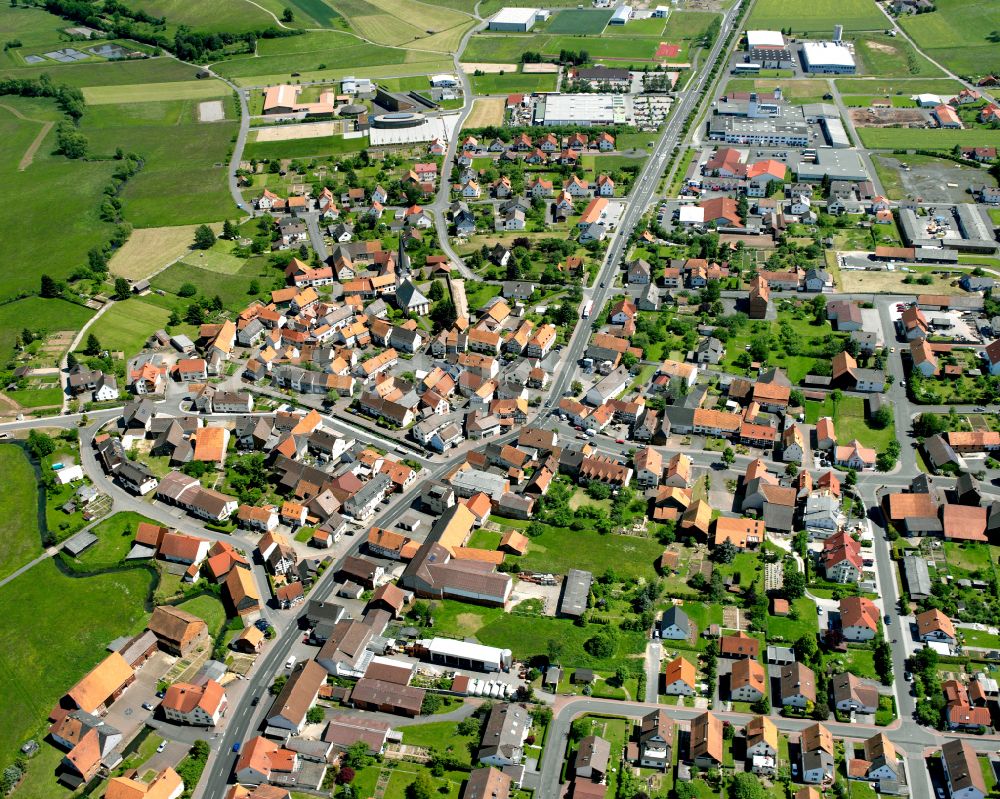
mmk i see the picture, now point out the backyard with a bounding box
[804,395,896,452]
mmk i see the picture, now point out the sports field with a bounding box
[898,0,1000,77]
[82,79,232,105]
[545,8,613,34]
[749,0,884,33]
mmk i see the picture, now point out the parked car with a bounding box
[142,702,155,711]
[156,741,166,753]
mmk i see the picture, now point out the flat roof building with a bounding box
[488,7,538,31]
[746,30,785,49]
[899,206,998,254]
[538,94,631,126]
[796,149,869,182]
[802,41,856,73]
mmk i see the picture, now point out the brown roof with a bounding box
[840,596,879,633]
[731,658,766,693]
[916,608,956,640]
[780,662,816,702]
[268,660,326,727]
[350,677,425,714]
[884,491,938,521]
[941,504,987,541]
[690,711,723,763]
[465,767,512,799]
[720,631,760,658]
[147,606,208,648]
[801,722,833,754]
[66,653,134,714]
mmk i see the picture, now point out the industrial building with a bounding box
[820,116,849,148]
[416,637,511,672]
[796,149,869,182]
[708,114,810,146]
[537,94,631,126]
[609,5,631,24]
[801,41,856,74]
[746,30,785,49]
[488,7,538,30]
[899,206,999,254]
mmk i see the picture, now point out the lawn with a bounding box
[70,511,157,570]
[875,695,896,726]
[244,131,370,161]
[470,71,559,95]
[766,598,819,643]
[0,559,153,758]
[942,541,995,576]
[719,313,839,384]
[496,516,663,580]
[428,598,647,670]
[463,282,502,312]
[176,593,228,636]
[898,0,1000,78]
[467,529,503,549]
[749,0,884,32]
[0,445,43,581]
[960,628,1000,650]
[545,8,613,34]
[803,395,895,452]
[400,720,478,764]
[857,127,1000,150]
[86,299,170,358]
[833,647,878,681]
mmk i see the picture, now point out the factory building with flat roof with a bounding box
[537,94,631,126]
[801,41,856,74]
[488,7,538,30]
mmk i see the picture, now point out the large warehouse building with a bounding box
[746,30,785,49]
[537,93,631,126]
[801,41,856,73]
[488,7,539,31]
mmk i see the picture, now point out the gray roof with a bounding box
[660,605,690,635]
[395,279,429,311]
[902,554,932,598]
[559,569,593,618]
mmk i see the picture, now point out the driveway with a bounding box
[103,651,175,739]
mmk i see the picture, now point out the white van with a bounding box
[285,655,297,670]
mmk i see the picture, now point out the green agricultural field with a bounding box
[899,0,1000,78]
[463,32,663,63]
[0,558,154,758]
[0,54,206,86]
[0,446,43,581]
[244,131,370,161]
[0,99,119,303]
[147,258,277,314]
[0,298,94,365]
[545,9,613,34]
[82,79,232,105]
[326,0,471,46]
[470,71,559,94]
[213,31,412,81]
[750,0,884,33]
[834,78,964,96]
[0,4,75,68]
[80,98,238,227]
[120,0,277,32]
[852,35,944,78]
[664,10,718,42]
[495,516,662,580]
[858,127,1000,150]
[86,299,171,357]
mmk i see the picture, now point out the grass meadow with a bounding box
[852,35,944,78]
[0,298,94,365]
[898,0,1000,77]
[0,446,43,580]
[85,299,170,356]
[545,9,613,34]
[749,0,884,33]
[857,127,1000,150]
[80,97,238,227]
[117,0,276,32]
